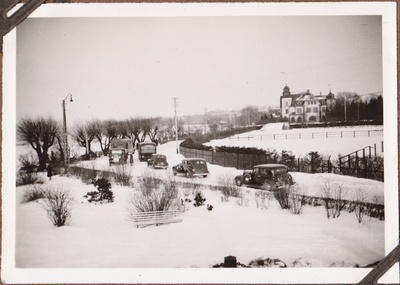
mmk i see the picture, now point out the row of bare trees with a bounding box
[17,116,168,171]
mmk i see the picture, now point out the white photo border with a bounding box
[2,2,398,284]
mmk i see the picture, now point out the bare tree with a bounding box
[17,116,60,171]
[147,117,161,143]
[92,119,117,156]
[207,114,223,133]
[319,179,348,219]
[240,105,260,126]
[72,121,97,157]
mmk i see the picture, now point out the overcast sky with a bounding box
[16,14,382,125]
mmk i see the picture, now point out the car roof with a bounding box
[184,158,206,161]
[253,164,288,169]
[152,154,166,157]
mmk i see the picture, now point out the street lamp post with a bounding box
[62,93,73,167]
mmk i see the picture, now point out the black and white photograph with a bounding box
[2,2,398,284]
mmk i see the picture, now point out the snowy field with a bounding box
[15,141,385,271]
[206,123,384,160]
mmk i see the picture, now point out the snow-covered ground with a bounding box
[14,141,385,270]
[7,123,398,283]
[206,123,384,160]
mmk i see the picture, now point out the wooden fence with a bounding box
[230,129,383,141]
[180,146,277,170]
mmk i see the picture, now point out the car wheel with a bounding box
[235,178,243,186]
[203,175,207,178]
[185,171,193,178]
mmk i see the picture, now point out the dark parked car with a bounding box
[234,164,295,191]
[109,149,128,166]
[172,158,209,178]
[147,154,169,169]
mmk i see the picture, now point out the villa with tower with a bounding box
[280,85,336,124]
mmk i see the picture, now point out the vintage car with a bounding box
[172,158,209,178]
[109,149,128,166]
[147,154,169,169]
[234,164,295,191]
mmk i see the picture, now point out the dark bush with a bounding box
[20,185,46,203]
[16,171,40,186]
[84,178,114,203]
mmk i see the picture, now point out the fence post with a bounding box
[382,141,384,152]
[286,134,287,139]
[299,133,301,139]
[374,144,376,156]
[348,155,351,168]
[328,159,332,173]
[312,133,314,139]
[368,147,371,159]
[339,157,342,173]
[353,131,355,137]
[341,131,343,138]
[298,157,301,172]
[355,152,358,168]
[326,132,328,138]
[363,148,367,178]
[368,130,370,137]
[273,134,275,140]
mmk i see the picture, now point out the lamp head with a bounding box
[69,94,73,102]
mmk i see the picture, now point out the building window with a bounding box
[296,108,302,114]
[286,109,289,114]
[285,101,288,106]
[321,106,326,112]
[313,107,318,113]
[306,107,311,113]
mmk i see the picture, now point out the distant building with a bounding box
[280,85,336,124]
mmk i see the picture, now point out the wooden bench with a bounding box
[131,210,183,228]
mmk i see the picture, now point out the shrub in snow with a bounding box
[18,153,38,173]
[42,185,73,227]
[218,174,243,202]
[20,185,46,203]
[274,185,307,214]
[288,185,307,215]
[248,257,287,268]
[354,188,369,223]
[292,257,324,267]
[319,179,348,219]
[236,197,249,207]
[84,178,114,203]
[128,172,179,213]
[16,171,40,186]
[193,192,206,207]
[255,191,274,210]
[112,164,133,186]
[274,185,290,209]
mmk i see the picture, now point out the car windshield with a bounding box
[274,167,288,174]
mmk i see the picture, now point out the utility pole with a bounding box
[204,108,207,134]
[172,97,179,154]
[62,93,73,167]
